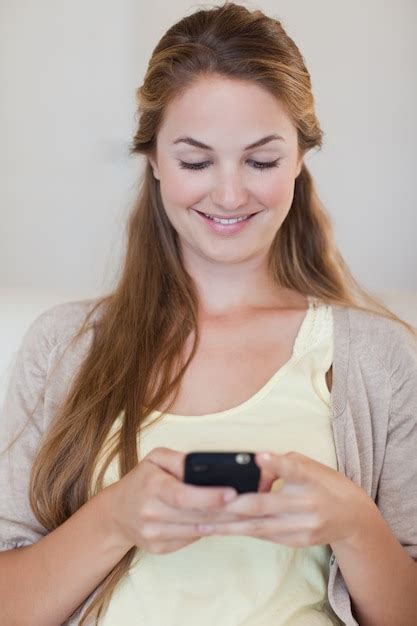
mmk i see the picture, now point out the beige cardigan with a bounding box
[1,298,416,626]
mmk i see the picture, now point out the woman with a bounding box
[1,3,416,625]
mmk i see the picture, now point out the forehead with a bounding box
[158,76,296,145]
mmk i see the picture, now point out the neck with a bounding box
[181,246,306,317]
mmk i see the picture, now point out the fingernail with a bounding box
[258,453,272,462]
[199,524,214,533]
[223,489,238,502]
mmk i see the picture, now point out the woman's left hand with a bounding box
[197,451,378,548]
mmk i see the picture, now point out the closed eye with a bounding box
[177,158,282,171]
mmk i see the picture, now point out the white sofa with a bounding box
[1,287,416,411]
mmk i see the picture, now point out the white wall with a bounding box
[1,0,416,296]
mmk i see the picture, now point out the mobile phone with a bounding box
[184,451,260,494]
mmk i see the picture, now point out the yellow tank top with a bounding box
[94,296,343,625]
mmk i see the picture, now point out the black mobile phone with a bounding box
[184,451,260,494]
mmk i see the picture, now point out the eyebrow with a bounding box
[172,133,286,151]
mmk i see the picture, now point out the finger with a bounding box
[197,513,315,538]
[158,473,238,511]
[255,451,308,483]
[222,490,311,517]
[268,532,316,548]
[257,466,277,492]
[198,518,276,537]
[144,446,186,481]
[142,522,202,542]
[143,495,248,524]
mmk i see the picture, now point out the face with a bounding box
[149,75,303,266]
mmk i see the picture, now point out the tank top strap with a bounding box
[293,295,333,360]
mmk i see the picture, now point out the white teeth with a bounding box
[203,213,250,225]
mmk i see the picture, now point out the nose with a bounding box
[210,169,250,212]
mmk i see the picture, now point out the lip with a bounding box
[191,208,262,235]
[194,210,259,220]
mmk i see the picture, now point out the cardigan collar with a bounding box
[330,304,350,418]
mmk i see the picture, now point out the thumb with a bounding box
[144,446,185,481]
[257,465,277,492]
[256,451,304,484]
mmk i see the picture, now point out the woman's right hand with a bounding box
[99,447,261,555]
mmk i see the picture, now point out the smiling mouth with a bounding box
[192,209,260,222]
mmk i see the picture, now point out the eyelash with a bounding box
[177,158,282,172]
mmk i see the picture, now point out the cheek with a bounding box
[257,175,295,209]
[159,165,296,213]
[159,168,203,210]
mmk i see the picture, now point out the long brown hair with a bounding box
[8,2,417,623]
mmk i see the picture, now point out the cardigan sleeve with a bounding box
[0,299,98,552]
[375,324,417,560]
[0,307,59,551]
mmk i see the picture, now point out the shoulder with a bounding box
[8,297,106,398]
[2,298,106,436]
[21,297,105,356]
[342,307,417,411]
[346,306,416,365]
